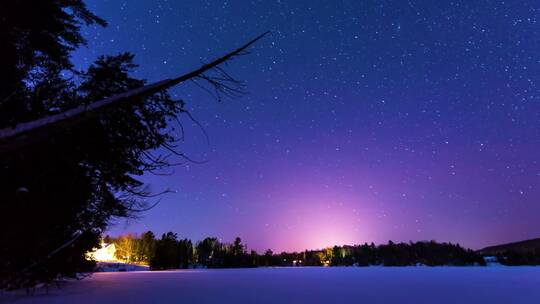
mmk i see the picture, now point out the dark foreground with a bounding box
[3,267,540,304]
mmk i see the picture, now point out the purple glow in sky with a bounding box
[73,0,540,252]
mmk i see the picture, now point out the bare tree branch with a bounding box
[0,32,269,153]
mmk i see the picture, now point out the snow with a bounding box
[95,262,149,272]
[3,267,540,304]
[483,256,502,266]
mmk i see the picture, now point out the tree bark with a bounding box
[0,32,269,153]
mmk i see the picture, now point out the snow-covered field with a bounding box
[4,267,540,304]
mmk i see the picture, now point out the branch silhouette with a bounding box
[0,32,270,153]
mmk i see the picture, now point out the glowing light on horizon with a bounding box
[260,192,375,252]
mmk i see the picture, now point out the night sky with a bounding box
[72,0,540,252]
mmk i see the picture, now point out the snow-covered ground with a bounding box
[95,262,149,272]
[3,267,540,304]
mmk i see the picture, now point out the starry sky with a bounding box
[72,0,540,252]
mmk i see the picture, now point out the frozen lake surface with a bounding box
[4,267,540,304]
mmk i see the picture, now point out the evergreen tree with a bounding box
[139,231,156,264]
[263,249,274,266]
[150,232,180,270]
[0,1,264,288]
[232,237,245,256]
[196,237,220,267]
[178,239,194,269]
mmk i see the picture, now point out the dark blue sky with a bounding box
[73,0,540,252]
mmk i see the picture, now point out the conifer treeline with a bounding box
[105,232,491,270]
[108,232,256,269]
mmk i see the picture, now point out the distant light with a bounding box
[86,242,119,262]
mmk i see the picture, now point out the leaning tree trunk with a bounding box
[0,32,269,153]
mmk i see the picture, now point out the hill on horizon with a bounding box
[478,237,540,255]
